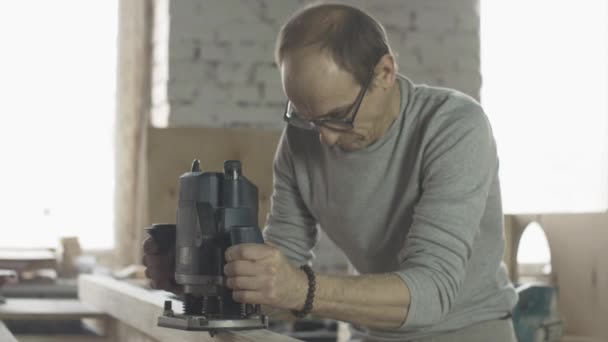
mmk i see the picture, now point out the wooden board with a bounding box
[0,321,18,342]
[0,298,105,320]
[0,249,57,271]
[79,274,302,342]
[15,335,111,342]
[0,249,55,261]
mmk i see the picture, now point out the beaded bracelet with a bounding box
[291,264,316,318]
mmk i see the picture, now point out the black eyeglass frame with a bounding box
[283,70,374,132]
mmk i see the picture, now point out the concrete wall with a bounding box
[152,0,480,128]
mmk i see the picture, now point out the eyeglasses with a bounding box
[283,71,374,132]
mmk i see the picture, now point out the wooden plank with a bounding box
[16,335,111,342]
[0,249,56,261]
[0,248,57,270]
[79,275,301,342]
[0,321,18,342]
[0,298,105,320]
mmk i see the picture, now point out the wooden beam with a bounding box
[79,275,301,342]
[0,248,57,272]
[114,0,153,267]
[0,321,18,342]
[0,298,105,320]
[15,335,110,342]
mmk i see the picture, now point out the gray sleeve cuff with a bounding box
[393,268,442,330]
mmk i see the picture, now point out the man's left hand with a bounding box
[224,243,307,311]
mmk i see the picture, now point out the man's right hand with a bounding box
[142,237,183,294]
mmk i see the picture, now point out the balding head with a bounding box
[276,3,401,152]
[275,3,393,87]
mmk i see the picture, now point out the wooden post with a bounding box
[114,0,153,267]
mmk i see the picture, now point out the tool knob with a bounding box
[191,159,201,172]
[224,160,242,179]
[230,225,264,245]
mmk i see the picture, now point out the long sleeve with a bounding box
[263,128,320,266]
[394,105,498,329]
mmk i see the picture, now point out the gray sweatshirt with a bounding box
[263,75,518,341]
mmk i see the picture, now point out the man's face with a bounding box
[280,47,388,152]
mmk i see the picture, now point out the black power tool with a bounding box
[146,159,268,335]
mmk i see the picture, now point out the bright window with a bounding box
[481,0,608,214]
[0,1,117,249]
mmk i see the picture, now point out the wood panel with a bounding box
[510,213,608,340]
[539,214,608,340]
[79,275,301,342]
[0,298,105,320]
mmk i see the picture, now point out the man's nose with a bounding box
[318,127,340,146]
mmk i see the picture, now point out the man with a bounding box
[143,3,518,341]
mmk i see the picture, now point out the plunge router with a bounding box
[146,159,268,335]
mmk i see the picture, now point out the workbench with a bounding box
[0,296,107,341]
[78,274,302,342]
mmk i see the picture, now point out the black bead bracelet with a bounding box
[291,264,316,318]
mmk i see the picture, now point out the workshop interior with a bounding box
[0,1,606,342]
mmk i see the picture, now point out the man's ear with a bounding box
[374,53,397,90]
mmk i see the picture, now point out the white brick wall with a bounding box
[149,0,481,274]
[152,0,480,129]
